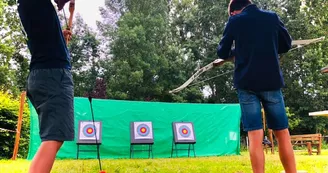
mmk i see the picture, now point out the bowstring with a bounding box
[189,70,234,87]
[62,8,69,30]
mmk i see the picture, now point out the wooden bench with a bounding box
[290,134,322,155]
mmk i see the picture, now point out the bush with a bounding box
[0,91,30,159]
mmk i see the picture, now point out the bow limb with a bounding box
[169,60,216,93]
[321,66,328,73]
[169,37,326,94]
[65,0,75,45]
[292,37,325,46]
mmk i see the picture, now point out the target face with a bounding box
[83,124,96,137]
[137,124,150,136]
[133,122,153,140]
[179,125,191,137]
[78,121,102,143]
[174,122,195,141]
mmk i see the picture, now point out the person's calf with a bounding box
[274,129,297,173]
[28,141,63,173]
[248,129,265,173]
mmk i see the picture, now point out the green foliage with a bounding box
[0,1,15,91]
[275,0,328,134]
[285,107,301,131]
[103,0,188,101]
[0,0,30,96]
[69,15,103,97]
[0,91,30,159]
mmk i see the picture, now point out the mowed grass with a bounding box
[1,151,328,173]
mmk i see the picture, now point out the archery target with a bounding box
[78,121,102,143]
[134,122,153,140]
[175,122,195,141]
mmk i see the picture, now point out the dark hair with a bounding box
[228,0,252,15]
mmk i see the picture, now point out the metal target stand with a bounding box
[171,138,196,158]
[171,122,196,158]
[130,143,153,159]
[76,142,101,159]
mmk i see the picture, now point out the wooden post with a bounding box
[318,134,322,155]
[11,91,26,160]
[306,142,312,155]
[246,136,249,150]
[262,108,266,131]
[262,108,275,154]
[268,129,274,154]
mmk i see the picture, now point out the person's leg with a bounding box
[237,89,264,173]
[28,141,63,173]
[273,129,296,173]
[261,89,297,173]
[248,129,265,173]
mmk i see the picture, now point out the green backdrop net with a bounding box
[27,97,241,160]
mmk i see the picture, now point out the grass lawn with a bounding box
[1,151,328,173]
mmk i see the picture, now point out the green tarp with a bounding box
[27,97,241,160]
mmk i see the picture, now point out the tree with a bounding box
[68,15,104,97]
[102,0,197,102]
[0,91,30,159]
[0,0,30,95]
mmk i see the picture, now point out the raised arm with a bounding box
[217,18,235,60]
[276,14,292,54]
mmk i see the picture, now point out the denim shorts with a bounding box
[27,68,74,142]
[237,89,288,131]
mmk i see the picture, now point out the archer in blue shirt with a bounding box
[18,0,74,173]
[215,1,297,173]
[217,3,291,91]
[18,0,71,70]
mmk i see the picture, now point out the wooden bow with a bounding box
[64,0,75,45]
[169,37,326,94]
[169,59,223,94]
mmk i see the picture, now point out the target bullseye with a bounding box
[141,127,147,133]
[83,124,96,137]
[87,128,93,134]
[137,124,150,136]
[179,125,191,137]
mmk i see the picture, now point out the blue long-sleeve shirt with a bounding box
[217,4,292,91]
[18,0,71,70]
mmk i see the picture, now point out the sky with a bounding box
[62,0,105,29]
